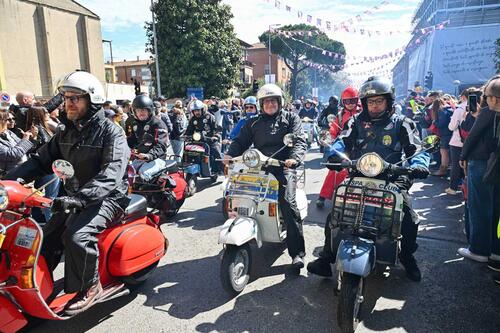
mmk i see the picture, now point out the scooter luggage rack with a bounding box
[333,183,398,238]
[226,174,274,202]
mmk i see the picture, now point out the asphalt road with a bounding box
[29,148,500,333]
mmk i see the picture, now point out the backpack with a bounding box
[458,112,475,143]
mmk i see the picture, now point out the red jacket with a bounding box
[329,107,360,139]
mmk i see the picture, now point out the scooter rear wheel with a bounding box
[121,261,159,288]
[220,244,252,296]
[337,272,365,333]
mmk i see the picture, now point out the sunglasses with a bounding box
[343,98,358,105]
[244,105,256,110]
[6,118,15,122]
[63,94,86,104]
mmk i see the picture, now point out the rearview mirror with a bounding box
[283,133,295,147]
[327,114,335,123]
[193,132,201,141]
[52,160,74,180]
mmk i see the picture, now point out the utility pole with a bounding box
[268,24,281,84]
[151,0,161,96]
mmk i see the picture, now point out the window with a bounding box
[130,68,136,77]
[264,64,270,75]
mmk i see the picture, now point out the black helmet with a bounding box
[359,76,395,114]
[132,95,154,112]
[359,76,395,100]
[329,95,339,104]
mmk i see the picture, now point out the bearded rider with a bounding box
[6,71,130,313]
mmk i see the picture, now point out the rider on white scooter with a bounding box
[223,84,308,268]
[5,71,131,314]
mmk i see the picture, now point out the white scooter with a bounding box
[218,134,308,295]
[301,117,316,149]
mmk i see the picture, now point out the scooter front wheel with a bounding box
[121,261,159,288]
[220,244,252,296]
[337,272,365,333]
[186,175,198,196]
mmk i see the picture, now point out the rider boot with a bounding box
[307,255,333,277]
[65,280,103,315]
[399,254,421,282]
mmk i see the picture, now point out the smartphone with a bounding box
[468,94,478,113]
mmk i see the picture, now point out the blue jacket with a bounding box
[298,107,318,120]
[229,113,257,140]
[329,111,430,169]
[435,106,453,138]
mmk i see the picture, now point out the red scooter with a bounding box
[0,160,168,333]
[128,152,187,218]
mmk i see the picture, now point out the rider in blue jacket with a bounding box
[228,96,258,141]
[307,76,430,282]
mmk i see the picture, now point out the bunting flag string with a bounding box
[262,0,391,33]
[262,0,450,36]
[271,19,449,65]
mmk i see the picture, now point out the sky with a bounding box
[78,0,421,83]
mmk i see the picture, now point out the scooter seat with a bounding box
[164,160,178,172]
[123,194,148,223]
[185,144,205,153]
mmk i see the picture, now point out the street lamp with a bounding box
[453,79,461,97]
[268,24,281,83]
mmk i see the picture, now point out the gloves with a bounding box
[326,155,345,171]
[52,196,84,212]
[410,166,430,179]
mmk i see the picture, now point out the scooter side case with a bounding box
[100,219,166,277]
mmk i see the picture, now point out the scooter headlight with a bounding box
[0,185,8,211]
[356,153,385,177]
[193,132,201,141]
[242,149,260,168]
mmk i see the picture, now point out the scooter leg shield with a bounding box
[336,239,375,278]
[0,294,28,333]
[218,217,262,248]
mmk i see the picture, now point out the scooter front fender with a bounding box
[336,238,375,278]
[218,217,262,248]
[0,293,27,333]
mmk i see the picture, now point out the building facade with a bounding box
[0,0,105,97]
[247,43,292,87]
[392,0,499,99]
[113,59,152,88]
[238,39,254,89]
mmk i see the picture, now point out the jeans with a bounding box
[32,174,60,223]
[132,158,167,181]
[467,160,500,256]
[449,145,464,190]
[170,139,184,163]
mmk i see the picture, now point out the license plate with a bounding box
[14,227,37,249]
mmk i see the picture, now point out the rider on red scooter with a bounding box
[5,71,130,315]
[126,95,169,181]
[315,87,361,208]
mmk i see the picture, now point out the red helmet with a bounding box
[341,86,359,100]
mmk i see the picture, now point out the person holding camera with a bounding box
[458,76,500,265]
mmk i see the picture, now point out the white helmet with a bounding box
[257,84,283,110]
[57,71,105,104]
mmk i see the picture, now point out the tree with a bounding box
[259,24,346,99]
[146,0,241,98]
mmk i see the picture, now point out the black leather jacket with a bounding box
[126,115,169,160]
[227,109,307,163]
[6,109,130,209]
